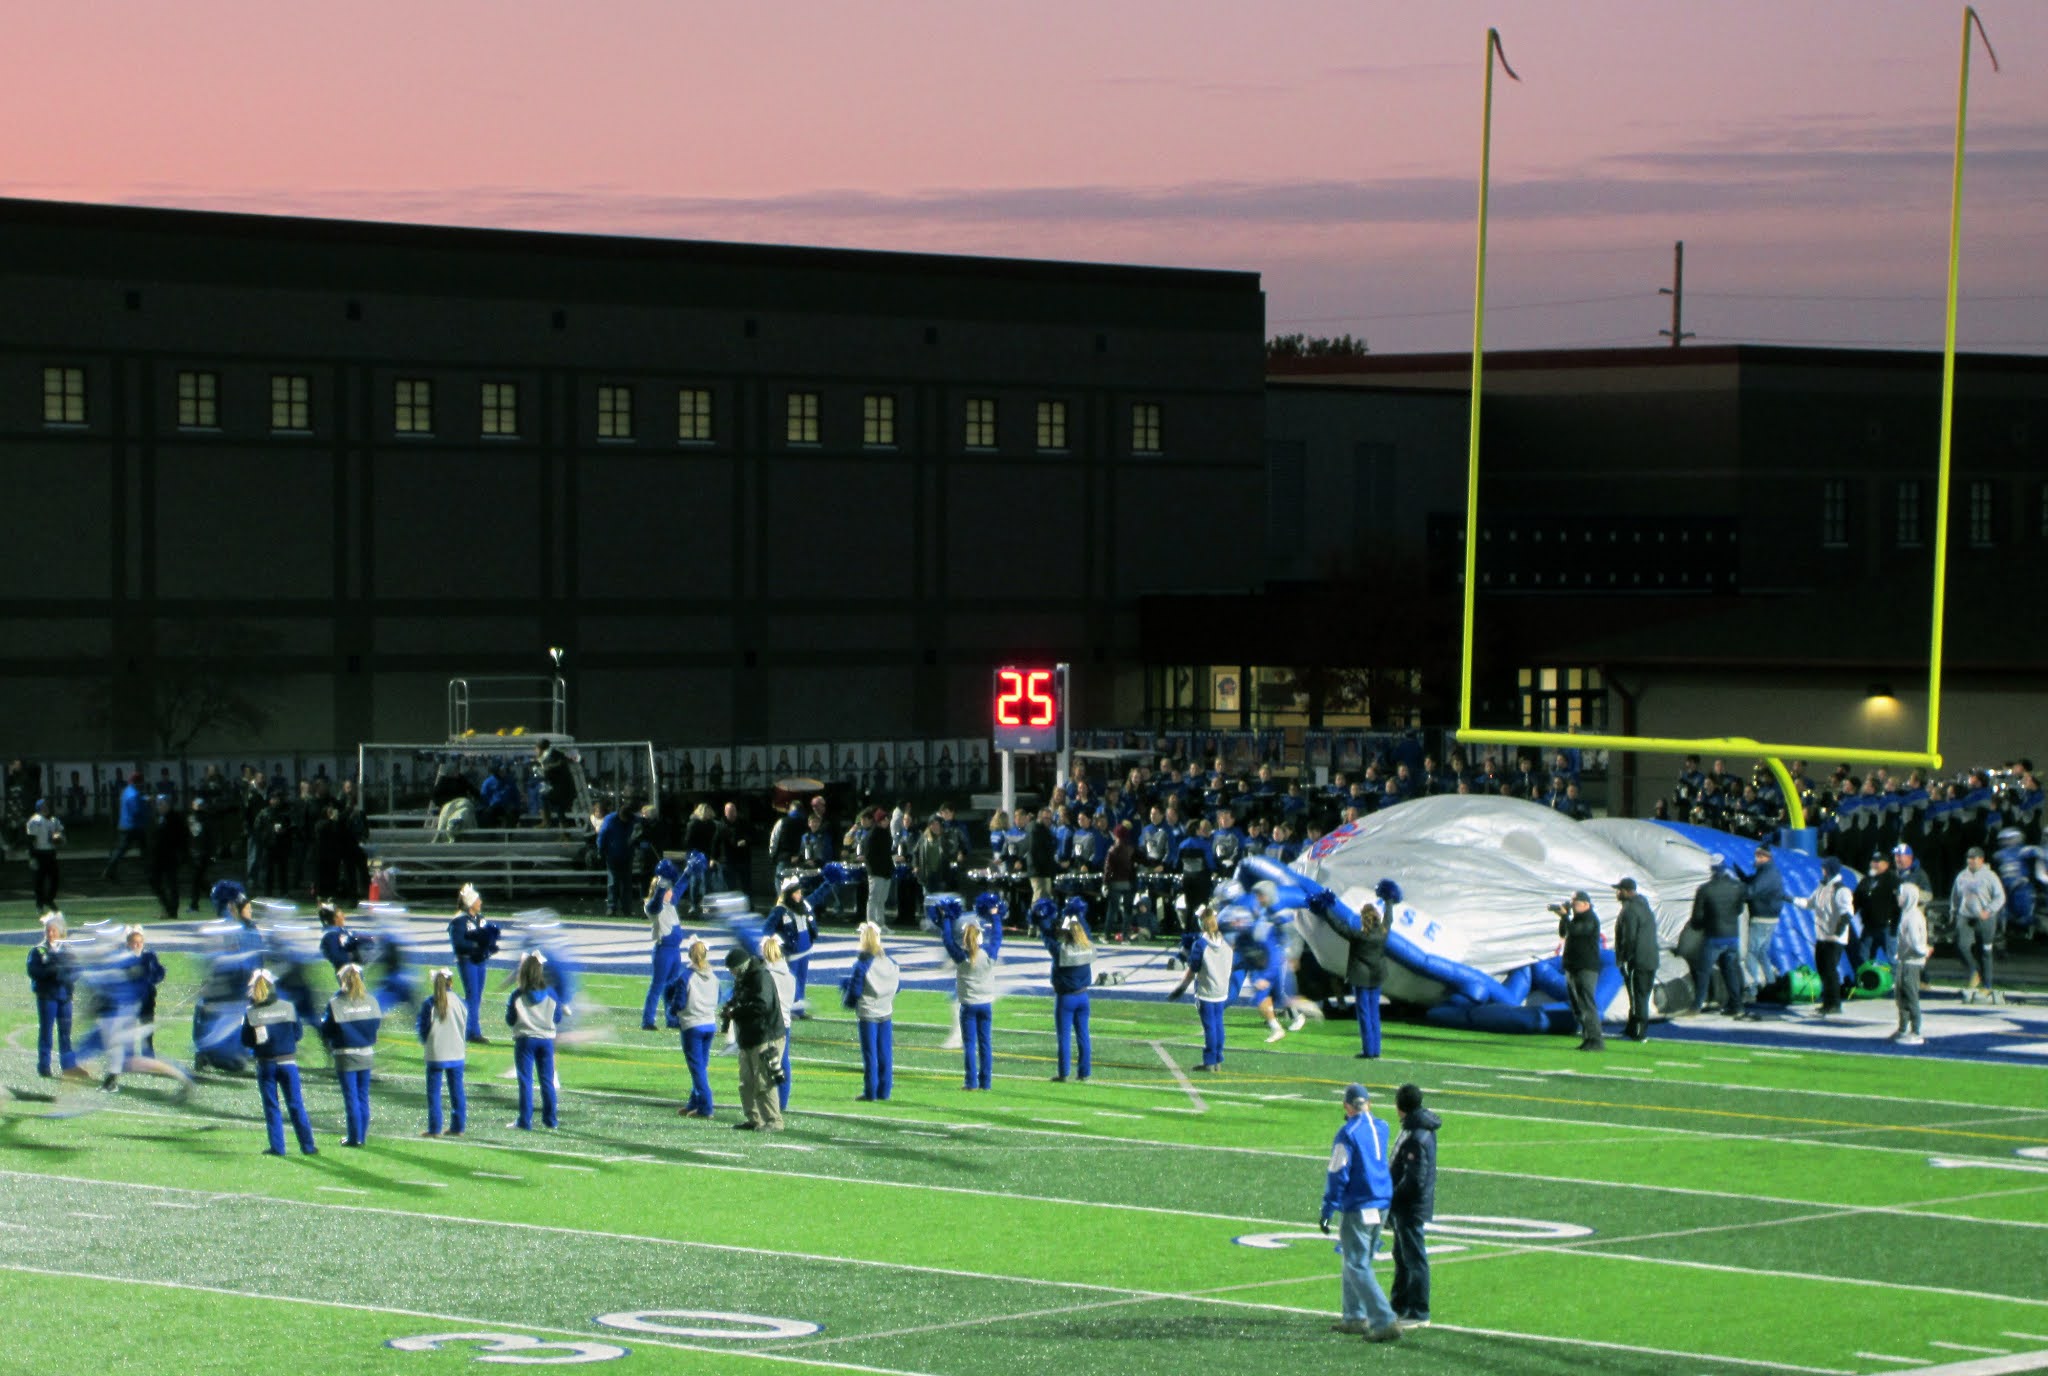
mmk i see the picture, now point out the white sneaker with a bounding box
[1898,1034,1925,1046]
[1288,1012,1308,1032]
[1264,1025,1287,1043]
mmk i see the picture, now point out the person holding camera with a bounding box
[1557,891,1606,1050]
[723,942,785,1129]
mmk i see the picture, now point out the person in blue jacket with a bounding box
[643,857,689,1030]
[596,802,636,917]
[938,893,1006,1090]
[320,963,382,1147]
[28,914,79,1078]
[448,884,501,1044]
[668,938,722,1118]
[243,969,318,1156]
[506,952,561,1130]
[841,921,900,1102]
[1039,897,1095,1082]
[1321,1082,1400,1342]
[764,873,821,1019]
[70,925,189,1095]
[102,772,149,883]
[1167,904,1234,1071]
[317,903,371,971]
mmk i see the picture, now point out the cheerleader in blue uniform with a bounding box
[1037,897,1095,1082]
[669,938,721,1118]
[243,969,317,1156]
[841,922,900,1101]
[938,893,1006,1090]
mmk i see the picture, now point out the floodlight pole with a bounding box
[1928,6,1999,765]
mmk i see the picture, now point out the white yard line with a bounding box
[1909,1354,2048,1376]
[313,1187,367,1196]
[1149,1040,1206,1113]
[470,1171,522,1180]
[1440,1079,1494,1088]
[1932,1344,2015,1354]
[1857,1353,1934,1366]
[1092,1111,1144,1120]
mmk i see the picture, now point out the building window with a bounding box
[596,384,633,440]
[1969,480,1994,547]
[177,370,219,428]
[270,374,311,432]
[677,388,712,443]
[1517,666,1606,731]
[1896,480,1921,548]
[862,393,896,448]
[42,366,85,425]
[481,381,519,437]
[964,397,996,449]
[395,378,433,435]
[1132,402,1162,454]
[786,391,820,444]
[1036,400,1068,451]
[1821,479,1847,547]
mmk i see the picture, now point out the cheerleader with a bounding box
[1168,905,1233,1071]
[840,922,899,1102]
[320,963,382,1147]
[670,938,721,1118]
[1039,897,1095,1082]
[415,968,468,1137]
[448,884,502,1044]
[939,893,1006,1090]
[505,952,560,1130]
[242,969,317,1156]
[759,934,796,1113]
[317,903,370,971]
[764,874,819,1019]
[643,859,688,1030]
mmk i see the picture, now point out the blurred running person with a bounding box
[670,938,721,1119]
[317,902,370,971]
[1167,904,1233,1071]
[243,969,318,1156]
[506,952,560,1130]
[321,963,381,1147]
[1040,897,1095,1082]
[939,894,1006,1090]
[416,968,468,1137]
[842,921,900,1102]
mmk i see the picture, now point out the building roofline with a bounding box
[1265,343,2048,378]
[0,195,1263,295]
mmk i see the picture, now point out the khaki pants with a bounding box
[738,1037,786,1129]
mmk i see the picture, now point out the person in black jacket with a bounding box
[1389,1083,1439,1328]
[1612,877,1662,1041]
[1688,859,1749,1017]
[1852,851,1902,970]
[1025,808,1059,904]
[1559,891,1605,1050]
[861,807,895,932]
[721,946,784,1131]
[1335,897,1389,1059]
[147,795,185,921]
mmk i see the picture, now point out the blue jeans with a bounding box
[1746,918,1780,989]
[457,959,490,1038]
[514,1037,558,1128]
[1693,938,1745,1013]
[1055,991,1091,1078]
[1199,998,1226,1067]
[35,995,74,1075]
[1389,1211,1430,1321]
[336,1066,372,1145]
[858,1018,893,1100]
[1337,1209,1397,1329]
[961,1003,993,1088]
[1354,985,1382,1057]
[257,1060,317,1154]
[426,1061,466,1135]
[681,1025,716,1115]
[645,942,683,1028]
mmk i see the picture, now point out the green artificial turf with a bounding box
[1,955,2045,1376]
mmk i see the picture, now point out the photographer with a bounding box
[722,943,784,1130]
[1556,891,1605,1050]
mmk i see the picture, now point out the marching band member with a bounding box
[415,968,468,1137]
[841,921,900,1102]
[243,969,317,1156]
[320,963,382,1147]
[765,873,821,1019]
[448,884,501,1044]
[506,952,560,1130]
[939,893,1006,1090]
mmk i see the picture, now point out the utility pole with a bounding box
[1658,240,1695,347]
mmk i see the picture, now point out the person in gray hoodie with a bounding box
[1949,846,2006,1002]
[1388,1083,1439,1328]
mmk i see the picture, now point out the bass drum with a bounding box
[771,777,825,811]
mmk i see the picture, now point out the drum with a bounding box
[771,777,824,811]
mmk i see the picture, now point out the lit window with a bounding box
[1821,479,1847,547]
[1132,402,1162,454]
[177,370,219,428]
[964,397,996,449]
[1895,481,1921,548]
[481,381,519,437]
[1969,480,1994,547]
[1036,400,1068,451]
[863,393,896,448]
[787,391,820,444]
[677,388,712,443]
[1517,664,1605,730]
[596,385,633,440]
[42,367,85,425]
[270,375,311,432]
[395,378,434,435]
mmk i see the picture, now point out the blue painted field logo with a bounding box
[387,1333,627,1364]
[595,1311,822,1340]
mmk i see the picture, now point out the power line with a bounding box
[1693,290,2048,304]
[1271,292,1644,326]
[1692,332,2048,349]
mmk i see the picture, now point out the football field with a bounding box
[3,950,2047,1376]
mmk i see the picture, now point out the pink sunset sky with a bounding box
[6,0,2045,354]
